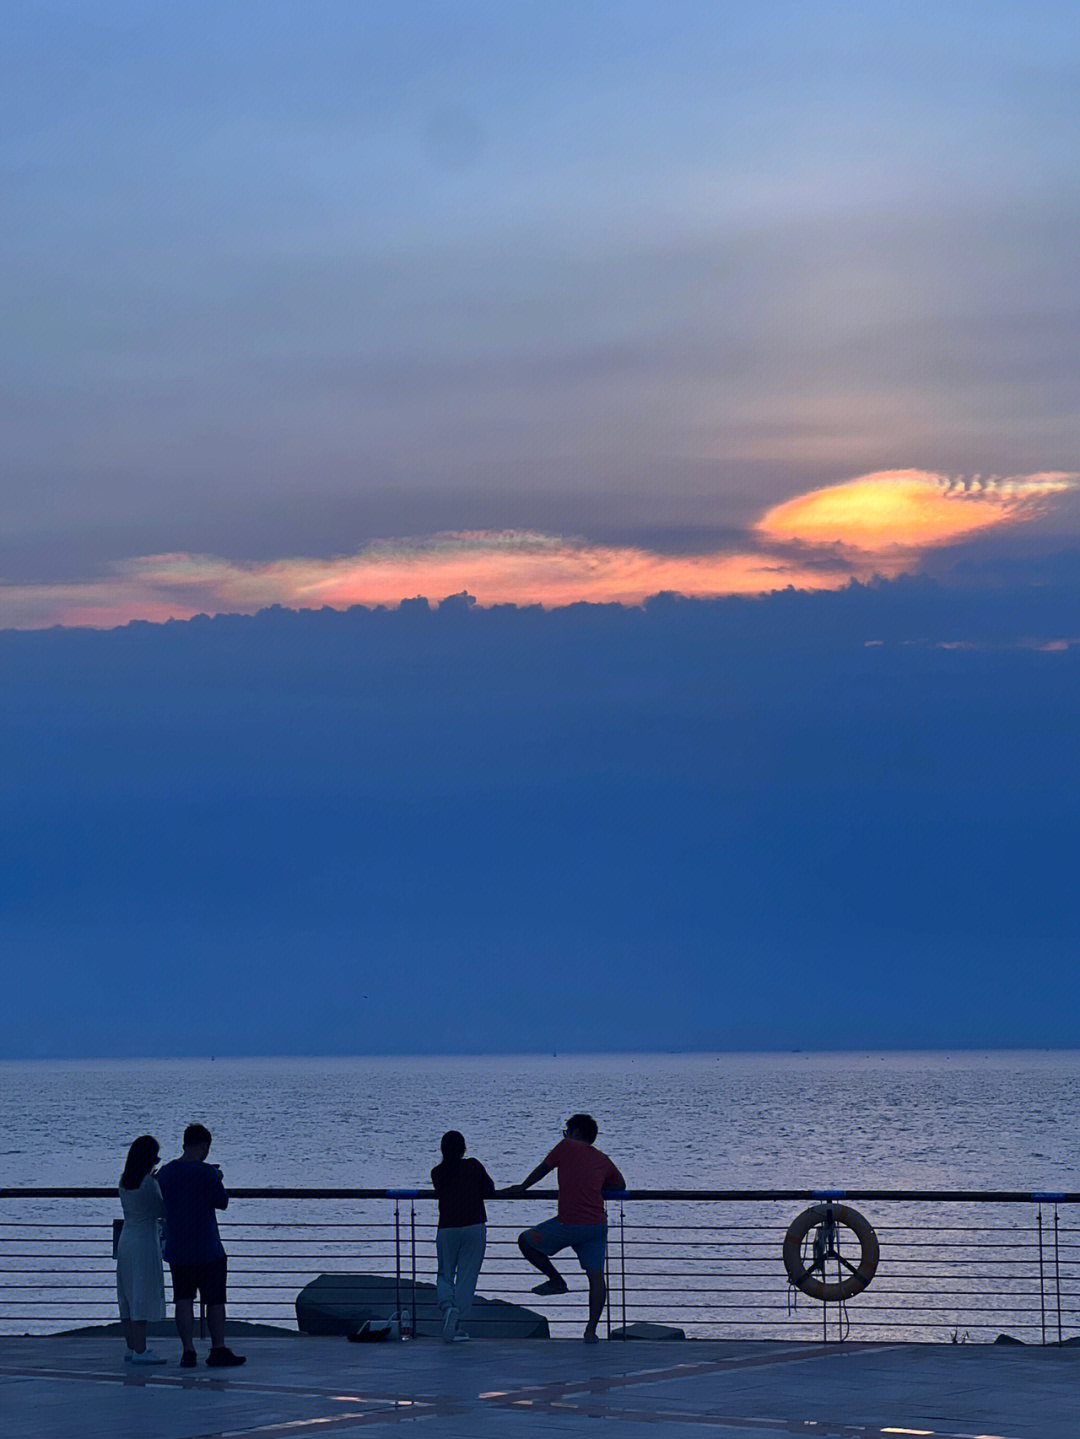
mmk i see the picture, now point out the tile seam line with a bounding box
[0,1362,449,1405]
[195,1408,454,1439]
[483,1341,913,1402]
[518,1399,1025,1439]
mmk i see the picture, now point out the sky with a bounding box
[3,4,1080,1056]
[4,1,1080,622]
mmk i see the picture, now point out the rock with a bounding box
[295,1274,549,1339]
[993,1333,1025,1345]
[609,1321,686,1341]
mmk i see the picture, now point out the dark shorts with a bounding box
[169,1257,227,1305]
[528,1217,607,1272]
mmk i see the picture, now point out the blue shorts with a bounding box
[528,1217,607,1272]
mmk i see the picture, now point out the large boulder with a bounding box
[296,1274,549,1339]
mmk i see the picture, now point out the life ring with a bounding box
[782,1203,879,1302]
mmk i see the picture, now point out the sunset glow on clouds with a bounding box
[2,471,1074,630]
[757,470,1076,551]
[0,541,854,630]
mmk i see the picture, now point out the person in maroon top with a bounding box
[431,1131,495,1342]
[513,1114,625,1343]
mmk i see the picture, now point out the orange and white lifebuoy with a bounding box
[782,1203,879,1302]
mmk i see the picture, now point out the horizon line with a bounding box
[2,1045,1078,1065]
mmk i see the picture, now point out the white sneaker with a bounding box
[452,1332,470,1342]
[130,1349,168,1365]
[442,1306,459,1343]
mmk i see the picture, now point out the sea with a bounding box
[2,1051,1078,1340]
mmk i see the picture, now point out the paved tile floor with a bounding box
[0,1334,1075,1439]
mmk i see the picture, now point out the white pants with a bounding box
[435,1224,486,1323]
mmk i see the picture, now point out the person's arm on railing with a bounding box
[605,1162,627,1194]
[506,1160,552,1195]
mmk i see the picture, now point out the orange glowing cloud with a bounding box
[1,470,1073,630]
[757,470,1075,552]
[2,538,857,630]
[291,533,851,610]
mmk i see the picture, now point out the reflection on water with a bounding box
[1,1050,1078,1190]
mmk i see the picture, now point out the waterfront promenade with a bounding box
[1,1333,1074,1439]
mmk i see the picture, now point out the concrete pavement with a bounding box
[0,1333,1074,1438]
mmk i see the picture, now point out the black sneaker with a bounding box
[180,1350,197,1368]
[531,1277,568,1296]
[206,1347,246,1368]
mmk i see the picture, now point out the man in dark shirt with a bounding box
[514,1113,625,1343]
[157,1124,245,1368]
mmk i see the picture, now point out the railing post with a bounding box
[620,1201,627,1338]
[605,1241,611,1340]
[1037,1203,1047,1346]
[410,1202,417,1341]
[1054,1204,1063,1346]
[394,1200,402,1341]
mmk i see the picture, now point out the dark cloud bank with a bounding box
[3,568,1079,1058]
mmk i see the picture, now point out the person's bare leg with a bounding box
[120,1318,134,1351]
[584,1269,606,1340]
[207,1303,226,1349]
[175,1299,195,1351]
[128,1320,147,1354]
[518,1231,566,1290]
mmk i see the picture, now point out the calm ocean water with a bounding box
[3,1052,1078,1340]
[2,1050,1078,1190]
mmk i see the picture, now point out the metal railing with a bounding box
[1,1188,1078,1344]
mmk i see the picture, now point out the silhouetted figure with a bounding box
[431,1130,495,1341]
[157,1124,245,1367]
[514,1113,625,1343]
[116,1134,167,1365]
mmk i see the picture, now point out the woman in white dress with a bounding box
[116,1134,167,1364]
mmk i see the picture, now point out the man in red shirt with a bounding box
[514,1114,625,1343]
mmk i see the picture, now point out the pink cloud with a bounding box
[3,471,1073,630]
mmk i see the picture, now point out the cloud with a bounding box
[0,538,855,629]
[2,470,1074,630]
[757,470,1076,551]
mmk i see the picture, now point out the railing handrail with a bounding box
[1,1187,1077,1203]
